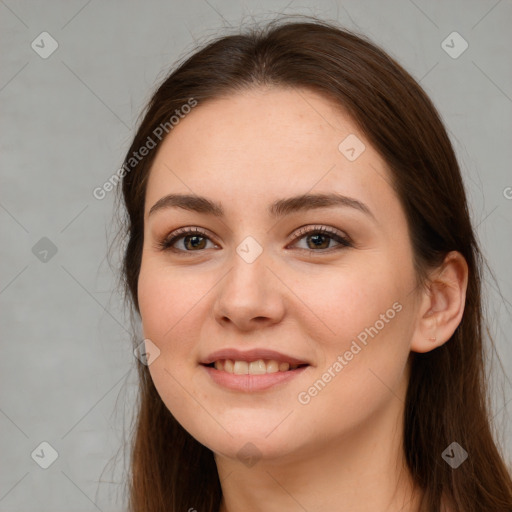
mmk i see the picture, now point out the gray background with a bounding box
[1,1,511,510]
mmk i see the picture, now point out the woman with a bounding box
[114,16,512,512]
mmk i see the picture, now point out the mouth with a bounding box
[199,349,311,391]
[199,347,312,393]
[202,359,309,375]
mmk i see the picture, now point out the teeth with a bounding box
[213,359,302,374]
[233,361,249,374]
[249,360,267,375]
[266,360,279,373]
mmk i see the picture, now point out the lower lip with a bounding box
[202,365,309,391]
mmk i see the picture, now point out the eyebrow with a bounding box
[148,192,376,222]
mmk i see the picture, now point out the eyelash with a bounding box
[156,225,353,255]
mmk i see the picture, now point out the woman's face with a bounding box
[138,87,422,462]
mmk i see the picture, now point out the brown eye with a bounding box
[157,227,216,252]
[289,225,353,252]
[157,225,352,254]
[180,234,208,250]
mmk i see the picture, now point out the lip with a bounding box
[202,364,309,392]
[200,348,310,366]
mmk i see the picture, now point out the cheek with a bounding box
[311,260,404,340]
[137,269,173,340]
[296,288,412,440]
[137,264,196,395]
[137,260,204,342]
[137,266,202,430]
[304,258,413,396]
[137,260,214,379]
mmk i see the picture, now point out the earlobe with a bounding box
[410,251,468,354]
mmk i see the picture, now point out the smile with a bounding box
[201,361,309,392]
[207,359,306,374]
[199,348,311,391]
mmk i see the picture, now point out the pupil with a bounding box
[309,234,328,249]
[186,235,205,250]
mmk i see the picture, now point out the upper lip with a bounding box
[200,348,310,366]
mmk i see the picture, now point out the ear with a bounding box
[410,251,469,353]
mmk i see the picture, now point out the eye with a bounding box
[156,227,217,253]
[156,225,353,254]
[287,225,353,253]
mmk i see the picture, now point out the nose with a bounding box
[212,246,285,332]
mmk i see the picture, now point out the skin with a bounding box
[137,87,468,511]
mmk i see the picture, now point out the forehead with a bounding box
[157,87,352,161]
[144,87,397,220]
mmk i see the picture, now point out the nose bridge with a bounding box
[224,238,269,305]
[213,234,283,327]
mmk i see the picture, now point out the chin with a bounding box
[188,422,305,464]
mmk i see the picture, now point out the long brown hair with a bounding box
[112,15,512,511]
